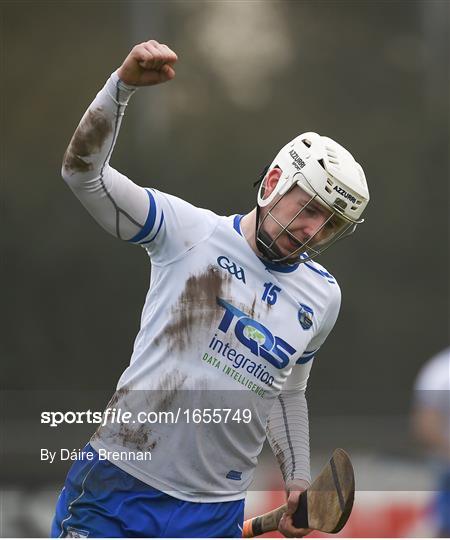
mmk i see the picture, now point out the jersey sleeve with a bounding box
[131,189,219,265]
[296,282,342,365]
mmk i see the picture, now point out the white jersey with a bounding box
[62,72,342,503]
[90,189,340,501]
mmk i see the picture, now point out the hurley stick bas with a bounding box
[242,448,355,537]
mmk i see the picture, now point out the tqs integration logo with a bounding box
[216,298,296,369]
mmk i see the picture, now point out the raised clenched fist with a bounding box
[117,39,178,87]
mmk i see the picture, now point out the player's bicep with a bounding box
[66,164,151,241]
[283,362,314,394]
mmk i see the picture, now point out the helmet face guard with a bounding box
[256,184,356,264]
[256,132,370,265]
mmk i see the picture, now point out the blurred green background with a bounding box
[1,0,449,535]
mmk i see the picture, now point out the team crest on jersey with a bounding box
[298,303,314,330]
[66,527,89,538]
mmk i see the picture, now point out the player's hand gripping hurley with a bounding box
[242,449,355,537]
[117,39,178,86]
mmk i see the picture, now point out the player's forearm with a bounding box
[62,72,136,183]
[266,390,311,486]
[61,73,154,240]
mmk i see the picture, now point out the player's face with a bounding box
[258,184,346,263]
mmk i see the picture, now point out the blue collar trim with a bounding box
[261,258,300,273]
[233,214,243,236]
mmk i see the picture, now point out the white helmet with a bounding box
[256,132,370,264]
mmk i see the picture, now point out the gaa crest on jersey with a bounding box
[298,303,314,330]
[217,255,246,283]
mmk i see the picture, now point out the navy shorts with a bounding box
[51,444,244,538]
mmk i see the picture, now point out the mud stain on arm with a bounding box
[63,107,113,173]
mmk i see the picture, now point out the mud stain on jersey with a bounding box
[91,386,130,441]
[106,386,130,409]
[109,417,159,453]
[63,107,112,173]
[155,265,231,354]
[114,372,187,451]
[117,423,149,452]
[151,370,188,412]
[249,295,257,318]
[91,386,158,451]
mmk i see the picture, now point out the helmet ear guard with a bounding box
[255,132,370,264]
[257,170,293,207]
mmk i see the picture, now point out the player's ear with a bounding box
[263,167,282,197]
